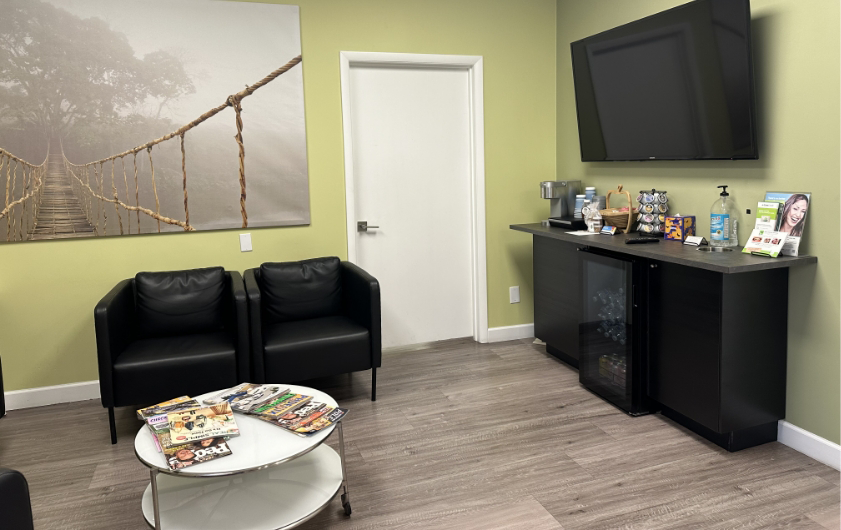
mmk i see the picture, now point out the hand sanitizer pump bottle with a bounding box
[710,185,738,247]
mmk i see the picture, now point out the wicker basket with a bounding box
[599,185,634,234]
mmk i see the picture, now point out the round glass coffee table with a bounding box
[134,385,350,529]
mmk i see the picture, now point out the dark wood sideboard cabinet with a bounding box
[514,223,816,451]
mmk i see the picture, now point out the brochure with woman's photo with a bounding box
[764,192,810,256]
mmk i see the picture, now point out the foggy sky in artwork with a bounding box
[1,0,309,236]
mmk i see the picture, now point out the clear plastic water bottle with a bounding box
[710,185,738,247]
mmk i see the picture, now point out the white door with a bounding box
[344,62,476,349]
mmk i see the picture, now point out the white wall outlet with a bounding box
[509,286,520,304]
[239,233,253,252]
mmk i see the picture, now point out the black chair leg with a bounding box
[371,367,377,402]
[108,407,117,444]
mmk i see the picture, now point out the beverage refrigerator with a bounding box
[578,247,650,415]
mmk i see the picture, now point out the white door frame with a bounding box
[339,51,489,344]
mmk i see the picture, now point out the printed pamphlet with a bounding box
[137,396,200,420]
[164,437,232,470]
[763,192,810,257]
[754,202,783,231]
[742,229,787,258]
[167,403,240,446]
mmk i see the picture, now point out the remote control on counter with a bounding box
[625,237,661,244]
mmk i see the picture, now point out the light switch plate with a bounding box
[509,286,520,304]
[239,233,252,252]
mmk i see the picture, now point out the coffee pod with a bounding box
[642,214,655,223]
[658,203,668,213]
[658,192,668,203]
[658,214,666,223]
[643,204,655,213]
[642,193,655,204]
[640,224,653,233]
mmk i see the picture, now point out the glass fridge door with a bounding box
[579,250,634,412]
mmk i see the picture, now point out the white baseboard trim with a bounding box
[487,323,534,343]
[778,420,841,470]
[4,380,100,411]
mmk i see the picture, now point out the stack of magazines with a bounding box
[138,385,347,471]
[202,383,348,437]
[137,397,239,471]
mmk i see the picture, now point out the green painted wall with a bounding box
[0,1,555,391]
[557,0,840,443]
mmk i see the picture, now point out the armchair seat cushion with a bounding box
[263,316,371,382]
[112,331,237,406]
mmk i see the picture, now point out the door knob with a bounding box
[357,221,379,232]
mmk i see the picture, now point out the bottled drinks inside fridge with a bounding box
[579,248,649,415]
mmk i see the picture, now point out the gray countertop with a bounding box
[511,223,817,274]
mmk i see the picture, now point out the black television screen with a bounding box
[571,0,758,161]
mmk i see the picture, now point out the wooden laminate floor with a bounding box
[0,338,838,529]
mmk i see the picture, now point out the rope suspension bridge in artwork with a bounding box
[0,55,302,242]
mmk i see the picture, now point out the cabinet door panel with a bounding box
[648,262,721,431]
[534,236,580,360]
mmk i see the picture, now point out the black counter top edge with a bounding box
[511,223,817,274]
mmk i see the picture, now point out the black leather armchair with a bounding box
[0,468,34,530]
[244,257,381,400]
[95,267,248,443]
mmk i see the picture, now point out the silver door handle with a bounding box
[357,221,379,232]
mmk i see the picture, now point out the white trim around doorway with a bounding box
[339,51,489,343]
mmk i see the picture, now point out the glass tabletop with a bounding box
[134,384,339,477]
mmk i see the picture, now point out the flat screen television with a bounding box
[571,0,758,161]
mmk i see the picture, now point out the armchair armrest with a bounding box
[228,271,249,383]
[243,268,265,382]
[94,279,136,407]
[0,468,34,530]
[341,262,381,369]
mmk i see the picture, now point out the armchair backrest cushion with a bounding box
[136,267,228,337]
[260,257,342,324]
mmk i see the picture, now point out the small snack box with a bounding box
[664,214,696,241]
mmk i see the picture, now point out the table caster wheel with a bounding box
[341,493,352,516]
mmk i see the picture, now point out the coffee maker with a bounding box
[540,180,586,229]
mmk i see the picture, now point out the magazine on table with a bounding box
[146,414,171,452]
[167,403,240,446]
[291,408,348,436]
[257,400,339,433]
[763,192,810,256]
[202,383,289,413]
[137,396,200,420]
[163,437,233,470]
[252,393,312,417]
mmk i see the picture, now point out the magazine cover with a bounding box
[253,393,311,417]
[764,192,810,256]
[267,401,329,430]
[292,408,348,436]
[137,396,200,420]
[146,414,171,452]
[168,403,240,445]
[164,437,233,471]
[203,384,290,413]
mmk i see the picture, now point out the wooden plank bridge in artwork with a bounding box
[0,55,302,243]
